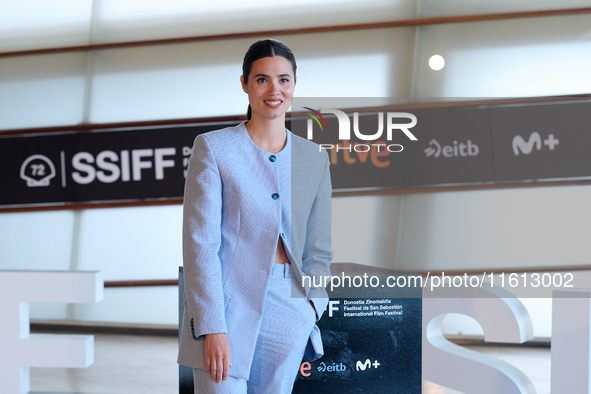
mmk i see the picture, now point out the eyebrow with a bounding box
[253,73,293,79]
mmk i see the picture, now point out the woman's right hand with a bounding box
[204,333,232,382]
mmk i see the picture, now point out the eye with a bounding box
[256,77,267,83]
[280,78,290,83]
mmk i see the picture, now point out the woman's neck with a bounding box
[245,116,287,153]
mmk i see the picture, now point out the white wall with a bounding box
[397,186,591,271]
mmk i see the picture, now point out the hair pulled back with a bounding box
[242,39,297,120]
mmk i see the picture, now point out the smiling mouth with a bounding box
[264,100,282,107]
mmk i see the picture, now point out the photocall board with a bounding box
[293,294,421,392]
[292,263,421,393]
[2,99,590,209]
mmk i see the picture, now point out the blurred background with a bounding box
[1,1,591,392]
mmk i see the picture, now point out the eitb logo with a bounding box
[304,108,418,152]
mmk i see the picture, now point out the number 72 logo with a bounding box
[20,154,56,187]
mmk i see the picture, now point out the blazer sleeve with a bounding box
[182,134,227,338]
[303,151,333,320]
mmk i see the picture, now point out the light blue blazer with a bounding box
[177,122,333,380]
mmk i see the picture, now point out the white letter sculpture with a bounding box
[551,289,591,393]
[0,270,103,394]
[423,285,536,393]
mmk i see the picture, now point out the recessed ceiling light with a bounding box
[429,55,445,71]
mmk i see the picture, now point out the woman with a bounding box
[178,38,333,393]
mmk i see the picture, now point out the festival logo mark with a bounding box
[20,154,56,187]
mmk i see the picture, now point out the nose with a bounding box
[268,80,280,94]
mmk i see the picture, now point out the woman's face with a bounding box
[241,56,295,122]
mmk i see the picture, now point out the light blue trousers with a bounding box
[193,263,316,394]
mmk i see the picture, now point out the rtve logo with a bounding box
[512,132,559,156]
[305,109,418,153]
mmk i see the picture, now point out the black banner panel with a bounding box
[0,122,232,208]
[290,98,591,191]
[2,99,591,209]
[290,106,495,190]
[490,102,591,182]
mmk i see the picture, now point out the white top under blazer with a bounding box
[177,122,333,380]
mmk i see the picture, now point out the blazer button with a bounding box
[272,193,279,200]
[269,155,277,162]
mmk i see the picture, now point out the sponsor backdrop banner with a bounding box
[0,122,231,208]
[293,268,422,394]
[293,296,421,393]
[290,98,591,191]
[489,102,591,181]
[2,99,590,209]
